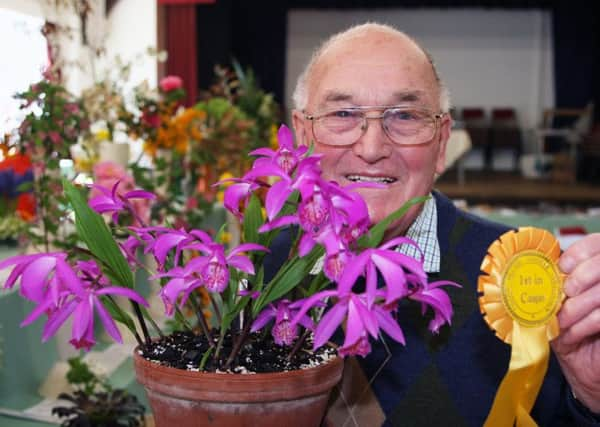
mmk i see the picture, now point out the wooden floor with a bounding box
[436,170,600,206]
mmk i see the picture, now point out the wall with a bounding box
[0,0,41,16]
[105,0,158,89]
[286,8,554,135]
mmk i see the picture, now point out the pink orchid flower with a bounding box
[251,299,315,346]
[88,180,155,225]
[1,254,148,351]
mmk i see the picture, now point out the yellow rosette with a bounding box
[478,227,565,427]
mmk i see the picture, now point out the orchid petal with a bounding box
[249,147,275,157]
[227,255,255,275]
[352,296,379,339]
[228,243,269,256]
[258,215,297,232]
[265,180,293,220]
[374,306,405,345]
[313,300,348,349]
[95,297,123,343]
[96,286,149,307]
[298,233,316,257]
[72,298,92,341]
[42,299,77,342]
[277,125,293,149]
[153,233,188,264]
[21,298,55,327]
[124,189,156,200]
[251,307,276,332]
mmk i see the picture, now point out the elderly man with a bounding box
[287,23,600,426]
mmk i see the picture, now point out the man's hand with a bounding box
[552,233,600,413]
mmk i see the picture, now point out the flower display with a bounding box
[10,79,90,251]
[0,124,459,372]
[0,143,35,240]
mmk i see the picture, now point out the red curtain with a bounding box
[159,0,214,4]
[164,5,199,106]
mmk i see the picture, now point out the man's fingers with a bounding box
[562,253,600,298]
[557,305,600,347]
[558,281,600,330]
[559,233,600,274]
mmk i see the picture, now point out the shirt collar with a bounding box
[396,195,440,273]
[310,194,441,275]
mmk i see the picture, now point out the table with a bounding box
[444,128,472,185]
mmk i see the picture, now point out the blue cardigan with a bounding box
[264,191,598,426]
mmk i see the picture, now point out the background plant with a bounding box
[0,139,35,242]
[51,356,146,427]
[13,79,90,251]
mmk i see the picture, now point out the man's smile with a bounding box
[344,174,397,184]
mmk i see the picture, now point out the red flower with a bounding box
[8,153,32,175]
[16,192,36,221]
[159,75,183,92]
[141,110,161,128]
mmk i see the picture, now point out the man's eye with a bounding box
[389,110,419,121]
[332,110,357,118]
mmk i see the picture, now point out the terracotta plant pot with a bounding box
[133,350,344,427]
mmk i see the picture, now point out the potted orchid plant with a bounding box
[0,125,458,427]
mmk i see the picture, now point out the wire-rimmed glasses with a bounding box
[303,105,445,146]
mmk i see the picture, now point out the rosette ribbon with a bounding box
[478,227,565,427]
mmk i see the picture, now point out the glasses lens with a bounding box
[313,109,363,146]
[383,108,436,144]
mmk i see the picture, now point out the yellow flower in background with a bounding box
[144,107,206,157]
[94,128,110,141]
[220,231,232,245]
[269,124,278,150]
[74,156,97,173]
[216,171,234,203]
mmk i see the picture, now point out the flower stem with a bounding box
[287,329,311,362]
[131,301,151,345]
[146,314,164,338]
[224,320,252,371]
[209,294,222,324]
[189,296,214,347]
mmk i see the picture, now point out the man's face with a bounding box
[293,33,451,239]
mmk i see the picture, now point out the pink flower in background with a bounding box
[159,75,183,92]
[91,161,153,226]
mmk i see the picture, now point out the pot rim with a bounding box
[133,346,345,402]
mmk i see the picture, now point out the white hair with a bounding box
[292,22,451,113]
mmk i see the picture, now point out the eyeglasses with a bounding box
[303,105,445,147]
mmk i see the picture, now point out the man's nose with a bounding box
[351,117,393,162]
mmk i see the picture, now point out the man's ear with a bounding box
[435,114,452,175]
[292,110,308,147]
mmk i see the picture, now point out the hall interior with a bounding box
[0,2,599,426]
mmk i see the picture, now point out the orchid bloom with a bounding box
[220,125,310,221]
[249,125,307,175]
[408,280,461,333]
[182,241,268,292]
[155,240,268,317]
[1,254,148,351]
[221,179,261,220]
[338,236,427,308]
[88,180,155,225]
[291,289,406,357]
[0,252,67,303]
[251,299,315,346]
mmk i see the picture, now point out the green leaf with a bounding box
[242,193,262,244]
[253,246,324,316]
[101,296,138,335]
[221,295,251,335]
[359,195,430,248]
[63,180,134,289]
